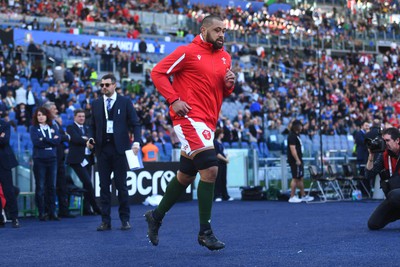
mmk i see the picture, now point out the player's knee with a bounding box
[177,170,196,186]
[193,149,218,171]
[199,166,218,183]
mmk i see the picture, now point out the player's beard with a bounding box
[206,32,224,50]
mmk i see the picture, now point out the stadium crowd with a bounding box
[0,1,398,44]
[0,1,400,158]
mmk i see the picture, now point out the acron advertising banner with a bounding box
[94,162,192,205]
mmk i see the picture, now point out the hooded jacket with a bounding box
[151,35,234,130]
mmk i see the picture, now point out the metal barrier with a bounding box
[256,152,356,192]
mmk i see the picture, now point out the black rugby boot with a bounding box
[144,210,162,246]
[198,230,225,251]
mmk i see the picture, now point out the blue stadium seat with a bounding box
[240,142,249,149]
[163,142,173,161]
[60,113,68,122]
[16,125,27,134]
[42,83,50,91]
[8,111,16,123]
[250,142,260,154]
[258,142,269,158]
[154,142,171,162]
[20,77,28,87]
[78,93,86,103]
[73,102,81,109]
[21,133,33,151]
[9,132,20,153]
[30,78,39,85]
[66,109,74,120]
[231,142,239,148]
[223,142,230,149]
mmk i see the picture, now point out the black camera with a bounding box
[365,136,386,153]
[88,138,95,145]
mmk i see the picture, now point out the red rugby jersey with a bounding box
[151,35,234,131]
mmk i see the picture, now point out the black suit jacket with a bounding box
[0,119,18,170]
[66,123,94,165]
[91,94,142,156]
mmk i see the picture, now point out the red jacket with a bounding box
[0,184,5,208]
[151,35,234,131]
[383,150,400,174]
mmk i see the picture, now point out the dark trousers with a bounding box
[97,143,130,224]
[69,163,100,213]
[56,161,69,215]
[214,162,229,200]
[0,165,18,220]
[368,188,400,230]
[33,158,57,216]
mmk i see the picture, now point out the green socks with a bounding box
[153,177,215,234]
[197,180,215,230]
[154,176,187,221]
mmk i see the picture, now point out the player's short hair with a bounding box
[201,15,223,28]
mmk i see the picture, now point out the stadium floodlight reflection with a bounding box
[313,9,324,175]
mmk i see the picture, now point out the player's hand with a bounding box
[225,68,235,88]
[172,100,192,117]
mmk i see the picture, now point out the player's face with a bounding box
[203,20,226,50]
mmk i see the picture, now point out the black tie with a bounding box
[44,128,49,138]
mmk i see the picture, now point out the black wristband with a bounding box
[170,99,179,105]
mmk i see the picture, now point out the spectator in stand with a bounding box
[142,135,159,162]
[15,103,29,127]
[184,30,195,43]
[127,27,140,39]
[138,38,147,54]
[4,90,16,111]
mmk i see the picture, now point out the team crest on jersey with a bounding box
[197,55,201,60]
[202,130,211,140]
[221,57,226,64]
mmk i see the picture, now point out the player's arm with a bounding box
[151,46,187,104]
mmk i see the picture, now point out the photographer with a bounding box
[366,127,400,230]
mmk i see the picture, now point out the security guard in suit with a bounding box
[90,73,142,231]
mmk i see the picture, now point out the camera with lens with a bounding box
[365,135,386,153]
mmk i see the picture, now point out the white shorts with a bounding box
[173,116,214,156]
